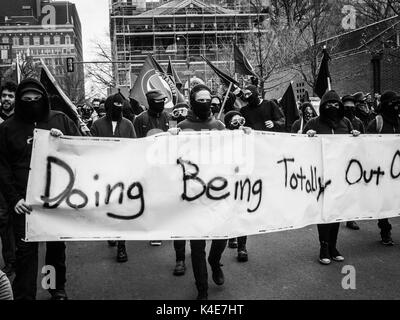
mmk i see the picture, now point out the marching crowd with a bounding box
[0,77,399,300]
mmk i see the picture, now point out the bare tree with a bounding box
[353,0,399,24]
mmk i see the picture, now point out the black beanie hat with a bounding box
[320,90,343,109]
[189,84,212,105]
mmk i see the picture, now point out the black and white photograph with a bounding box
[0,0,400,313]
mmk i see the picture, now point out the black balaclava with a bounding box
[319,90,344,129]
[14,78,50,123]
[211,96,222,115]
[244,85,260,107]
[148,98,165,115]
[190,84,212,121]
[342,95,356,120]
[301,102,317,123]
[105,93,124,122]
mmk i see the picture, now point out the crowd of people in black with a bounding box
[0,77,399,300]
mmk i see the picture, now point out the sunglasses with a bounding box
[231,117,246,127]
[171,108,188,118]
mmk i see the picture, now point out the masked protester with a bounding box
[0,82,17,279]
[0,78,81,300]
[291,102,317,134]
[223,111,250,262]
[133,90,170,139]
[303,90,355,266]
[367,90,400,246]
[240,85,285,132]
[342,95,365,134]
[210,96,222,117]
[170,102,189,125]
[178,84,225,131]
[353,92,373,128]
[91,94,136,262]
[133,89,169,247]
[177,84,226,300]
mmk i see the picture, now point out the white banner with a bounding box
[25,129,400,241]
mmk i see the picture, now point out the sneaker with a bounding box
[381,235,394,246]
[149,241,162,246]
[117,245,128,263]
[49,288,68,300]
[173,261,186,276]
[346,221,360,230]
[108,240,117,247]
[330,247,345,262]
[319,242,331,265]
[237,250,248,262]
[228,238,238,249]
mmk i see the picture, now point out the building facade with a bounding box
[0,0,84,103]
[109,0,269,92]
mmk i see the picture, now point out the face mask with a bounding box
[149,100,165,114]
[325,107,339,121]
[245,94,259,107]
[344,106,354,119]
[211,103,221,115]
[304,112,314,122]
[19,98,47,122]
[111,105,122,121]
[192,101,211,120]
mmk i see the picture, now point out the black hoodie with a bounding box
[303,90,353,134]
[0,78,81,208]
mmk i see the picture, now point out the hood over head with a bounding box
[14,78,50,123]
[319,90,344,117]
[105,93,124,122]
[300,102,318,122]
[379,90,400,125]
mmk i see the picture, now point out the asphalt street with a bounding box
[2,218,400,300]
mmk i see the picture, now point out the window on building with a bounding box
[33,36,40,45]
[65,35,71,45]
[12,37,20,46]
[44,36,50,45]
[1,36,9,44]
[54,35,60,45]
[23,37,30,46]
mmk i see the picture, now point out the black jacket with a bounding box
[178,110,225,131]
[240,100,285,132]
[303,91,353,134]
[91,97,136,138]
[133,110,170,138]
[0,79,81,208]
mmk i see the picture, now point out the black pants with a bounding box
[190,240,226,293]
[174,240,186,262]
[12,214,66,300]
[317,223,340,248]
[237,236,247,250]
[0,197,15,267]
[378,219,392,236]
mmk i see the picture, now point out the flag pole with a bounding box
[327,77,332,91]
[217,81,233,121]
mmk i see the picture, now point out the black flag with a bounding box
[40,59,90,135]
[167,57,183,91]
[201,55,239,86]
[234,44,255,76]
[280,82,299,132]
[314,46,331,99]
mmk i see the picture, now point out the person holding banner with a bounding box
[0,78,81,300]
[224,110,251,262]
[367,90,400,246]
[291,102,318,134]
[304,90,359,265]
[91,93,137,262]
[240,85,285,132]
[177,84,226,300]
[134,89,170,247]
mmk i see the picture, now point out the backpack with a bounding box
[376,115,384,134]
